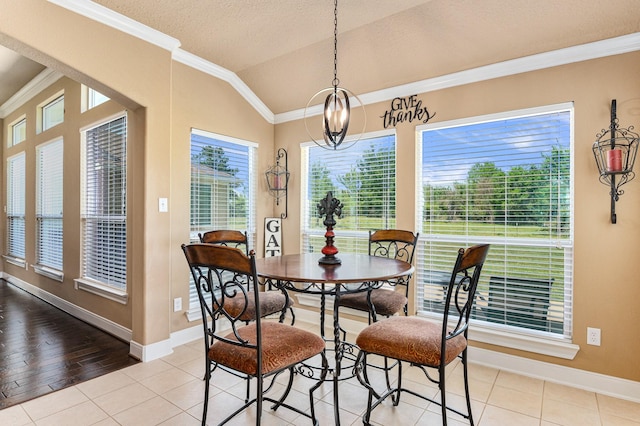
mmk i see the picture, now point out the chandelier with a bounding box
[304,0,366,150]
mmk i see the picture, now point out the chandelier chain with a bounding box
[333,0,339,88]
[303,0,366,150]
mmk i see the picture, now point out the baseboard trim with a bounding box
[130,338,173,362]
[470,347,640,404]
[2,272,132,342]
[4,272,208,363]
[170,324,203,348]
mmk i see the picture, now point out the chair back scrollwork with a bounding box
[182,243,261,350]
[368,229,418,264]
[442,244,491,345]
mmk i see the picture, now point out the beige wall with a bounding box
[1,1,639,383]
[169,61,275,332]
[1,77,134,326]
[276,52,640,381]
[0,1,275,349]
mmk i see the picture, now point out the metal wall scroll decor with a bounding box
[592,99,639,224]
[317,191,343,265]
[381,94,436,128]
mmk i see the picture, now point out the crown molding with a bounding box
[0,68,64,118]
[172,49,274,124]
[47,0,274,123]
[47,0,180,52]
[41,2,640,128]
[275,32,640,124]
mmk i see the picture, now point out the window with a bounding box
[42,95,64,131]
[35,139,64,276]
[79,115,127,295]
[7,152,26,262]
[81,86,110,112]
[88,88,109,109]
[301,131,396,254]
[188,129,257,312]
[10,117,26,147]
[417,103,573,343]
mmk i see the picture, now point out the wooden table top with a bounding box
[255,253,413,283]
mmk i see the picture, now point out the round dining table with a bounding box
[255,252,414,425]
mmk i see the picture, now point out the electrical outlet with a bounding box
[173,297,182,312]
[587,327,601,346]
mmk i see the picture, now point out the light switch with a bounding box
[159,197,168,212]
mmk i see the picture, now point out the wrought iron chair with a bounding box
[182,243,328,426]
[355,243,490,425]
[198,230,294,324]
[197,230,294,403]
[337,229,419,323]
[199,230,250,254]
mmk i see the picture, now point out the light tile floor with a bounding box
[2,320,640,426]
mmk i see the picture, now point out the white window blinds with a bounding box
[36,139,64,271]
[189,129,257,310]
[301,132,396,254]
[81,115,127,291]
[7,153,26,259]
[417,104,573,338]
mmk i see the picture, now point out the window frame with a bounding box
[187,128,258,316]
[75,113,128,303]
[81,85,110,112]
[9,116,26,147]
[5,152,26,267]
[415,102,578,359]
[34,138,64,281]
[300,130,398,255]
[40,93,65,132]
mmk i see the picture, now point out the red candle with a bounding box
[273,174,280,189]
[607,149,623,172]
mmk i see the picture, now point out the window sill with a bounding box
[191,294,579,358]
[185,309,201,322]
[468,323,579,359]
[302,297,581,360]
[32,264,64,282]
[3,255,26,268]
[74,278,128,304]
[301,296,578,359]
[416,311,579,359]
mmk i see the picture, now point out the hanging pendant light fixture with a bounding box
[304,0,366,150]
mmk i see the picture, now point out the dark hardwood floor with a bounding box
[0,279,138,409]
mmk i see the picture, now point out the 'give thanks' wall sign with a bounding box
[381,95,435,128]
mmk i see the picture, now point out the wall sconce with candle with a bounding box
[265,148,289,219]
[592,99,639,224]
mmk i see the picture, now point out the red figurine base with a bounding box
[318,227,341,264]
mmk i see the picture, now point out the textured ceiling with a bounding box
[1,0,640,114]
[0,45,45,109]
